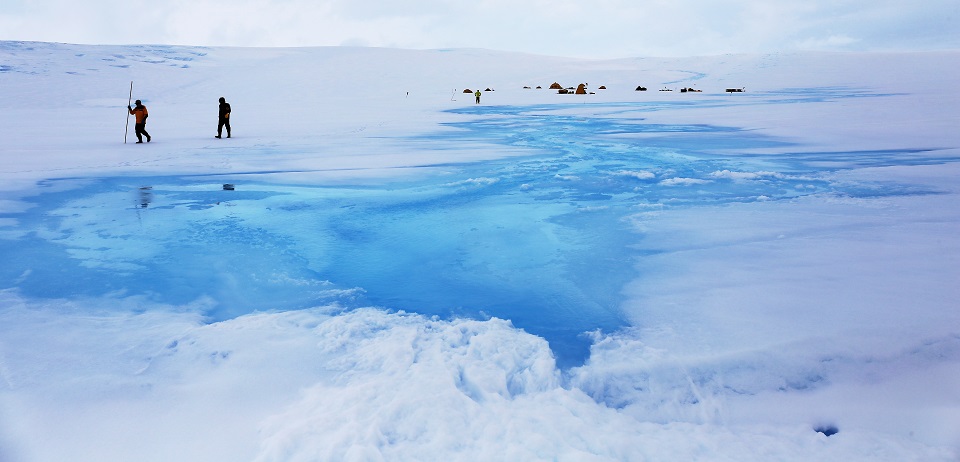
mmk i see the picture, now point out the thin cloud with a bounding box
[0,0,957,57]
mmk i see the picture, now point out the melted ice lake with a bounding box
[1,98,947,367]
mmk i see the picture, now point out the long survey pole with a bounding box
[124,81,133,144]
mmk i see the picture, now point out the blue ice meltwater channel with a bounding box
[0,98,948,368]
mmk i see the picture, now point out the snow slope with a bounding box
[1,41,959,461]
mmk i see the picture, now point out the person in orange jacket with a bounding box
[127,99,151,143]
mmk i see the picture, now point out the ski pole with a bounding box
[124,81,133,144]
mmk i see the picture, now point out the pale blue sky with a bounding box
[1,0,957,57]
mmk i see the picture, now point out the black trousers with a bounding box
[218,118,231,137]
[135,123,150,142]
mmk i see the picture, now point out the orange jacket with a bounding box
[129,105,148,124]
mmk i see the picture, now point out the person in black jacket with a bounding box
[216,97,231,138]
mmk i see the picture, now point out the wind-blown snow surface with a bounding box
[1,42,959,460]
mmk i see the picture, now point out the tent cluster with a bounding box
[520,82,606,94]
[633,85,744,93]
[519,82,742,94]
[494,82,745,94]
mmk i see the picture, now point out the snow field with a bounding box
[1,41,959,460]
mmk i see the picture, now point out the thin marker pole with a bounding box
[124,81,133,144]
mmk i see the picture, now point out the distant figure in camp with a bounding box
[216,97,231,138]
[127,99,150,143]
[475,89,481,104]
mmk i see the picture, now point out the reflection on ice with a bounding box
[137,186,152,208]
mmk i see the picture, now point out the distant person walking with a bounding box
[216,97,231,138]
[475,90,481,104]
[127,99,151,143]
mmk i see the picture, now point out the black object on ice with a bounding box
[223,184,235,191]
[814,425,839,437]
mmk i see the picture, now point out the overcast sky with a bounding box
[1,0,958,57]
